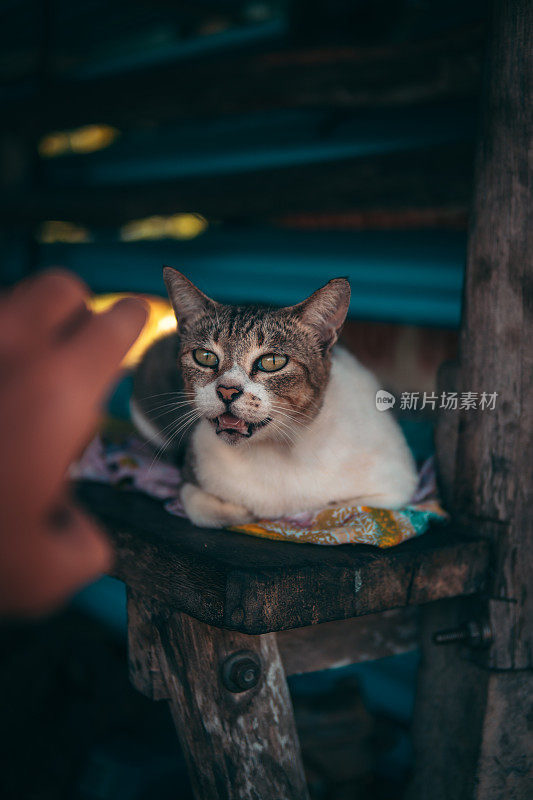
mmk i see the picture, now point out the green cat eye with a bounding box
[256,353,288,372]
[193,348,219,368]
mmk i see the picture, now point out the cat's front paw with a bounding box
[180,483,254,529]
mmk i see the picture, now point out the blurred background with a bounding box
[1,1,488,798]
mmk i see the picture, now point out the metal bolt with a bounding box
[221,650,261,693]
[433,619,493,648]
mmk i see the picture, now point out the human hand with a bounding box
[0,270,147,616]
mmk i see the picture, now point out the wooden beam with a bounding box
[277,608,418,675]
[5,142,474,226]
[273,206,468,231]
[3,25,484,136]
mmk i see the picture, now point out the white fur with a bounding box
[183,347,417,526]
[180,483,254,527]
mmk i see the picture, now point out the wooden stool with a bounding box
[78,481,490,800]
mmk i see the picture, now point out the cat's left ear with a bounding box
[163,266,217,330]
[292,278,351,350]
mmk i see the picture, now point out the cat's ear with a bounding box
[292,278,351,350]
[163,267,217,329]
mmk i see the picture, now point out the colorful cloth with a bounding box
[72,433,447,548]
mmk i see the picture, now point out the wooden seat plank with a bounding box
[77,481,490,635]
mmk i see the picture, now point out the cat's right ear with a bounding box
[291,277,351,350]
[163,267,216,330]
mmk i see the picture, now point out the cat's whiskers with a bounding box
[270,405,336,478]
[270,401,316,424]
[269,403,336,469]
[155,416,199,459]
[145,395,195,407]
[141,407,200,448]
[175,414,203,452]
[146,400,196,419]
[270,414,303,441]
[268,417,339,494]
[265,404,312,448]
[270,407,310,429]
[140,390,196,402]
[269,406,312,439]
[269,416,301,449]
[270,420,296,449]
[270,425,290,448]
[163,411,203,453]
[148,410,202,471]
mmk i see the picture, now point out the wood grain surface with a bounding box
[128,594,310,800]
[452,0,532,671]
[76,481,490,634]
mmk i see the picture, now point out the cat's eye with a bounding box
[193,348,219,368]
[256,353,288,372]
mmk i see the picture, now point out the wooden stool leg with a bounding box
[127,591,309,800]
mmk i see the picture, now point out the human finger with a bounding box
[0,269,90,366]
[0,298,145,505]
[0,297,146,515]
[0,499,112,617]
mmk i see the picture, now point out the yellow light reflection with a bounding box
[87,293,176,368]
[120,213,208,241]
[38,220,92,244]
[39,124,120,158]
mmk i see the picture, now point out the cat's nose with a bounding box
[217,385,243,403]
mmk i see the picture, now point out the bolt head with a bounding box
[221,651,261,693]
[235,662,259,688]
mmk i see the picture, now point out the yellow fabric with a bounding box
[230,500,446,547]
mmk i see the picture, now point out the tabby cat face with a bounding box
[163,268,350,446]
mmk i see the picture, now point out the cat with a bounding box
[130,267,417,529]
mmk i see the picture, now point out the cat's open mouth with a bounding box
[213,412,270,438]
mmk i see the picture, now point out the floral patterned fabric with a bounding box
[72,433,447,548]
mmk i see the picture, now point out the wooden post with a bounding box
[410,2,532,797]
[410,598,532,800]
[452,0,532,672]
[127,592,310,800]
